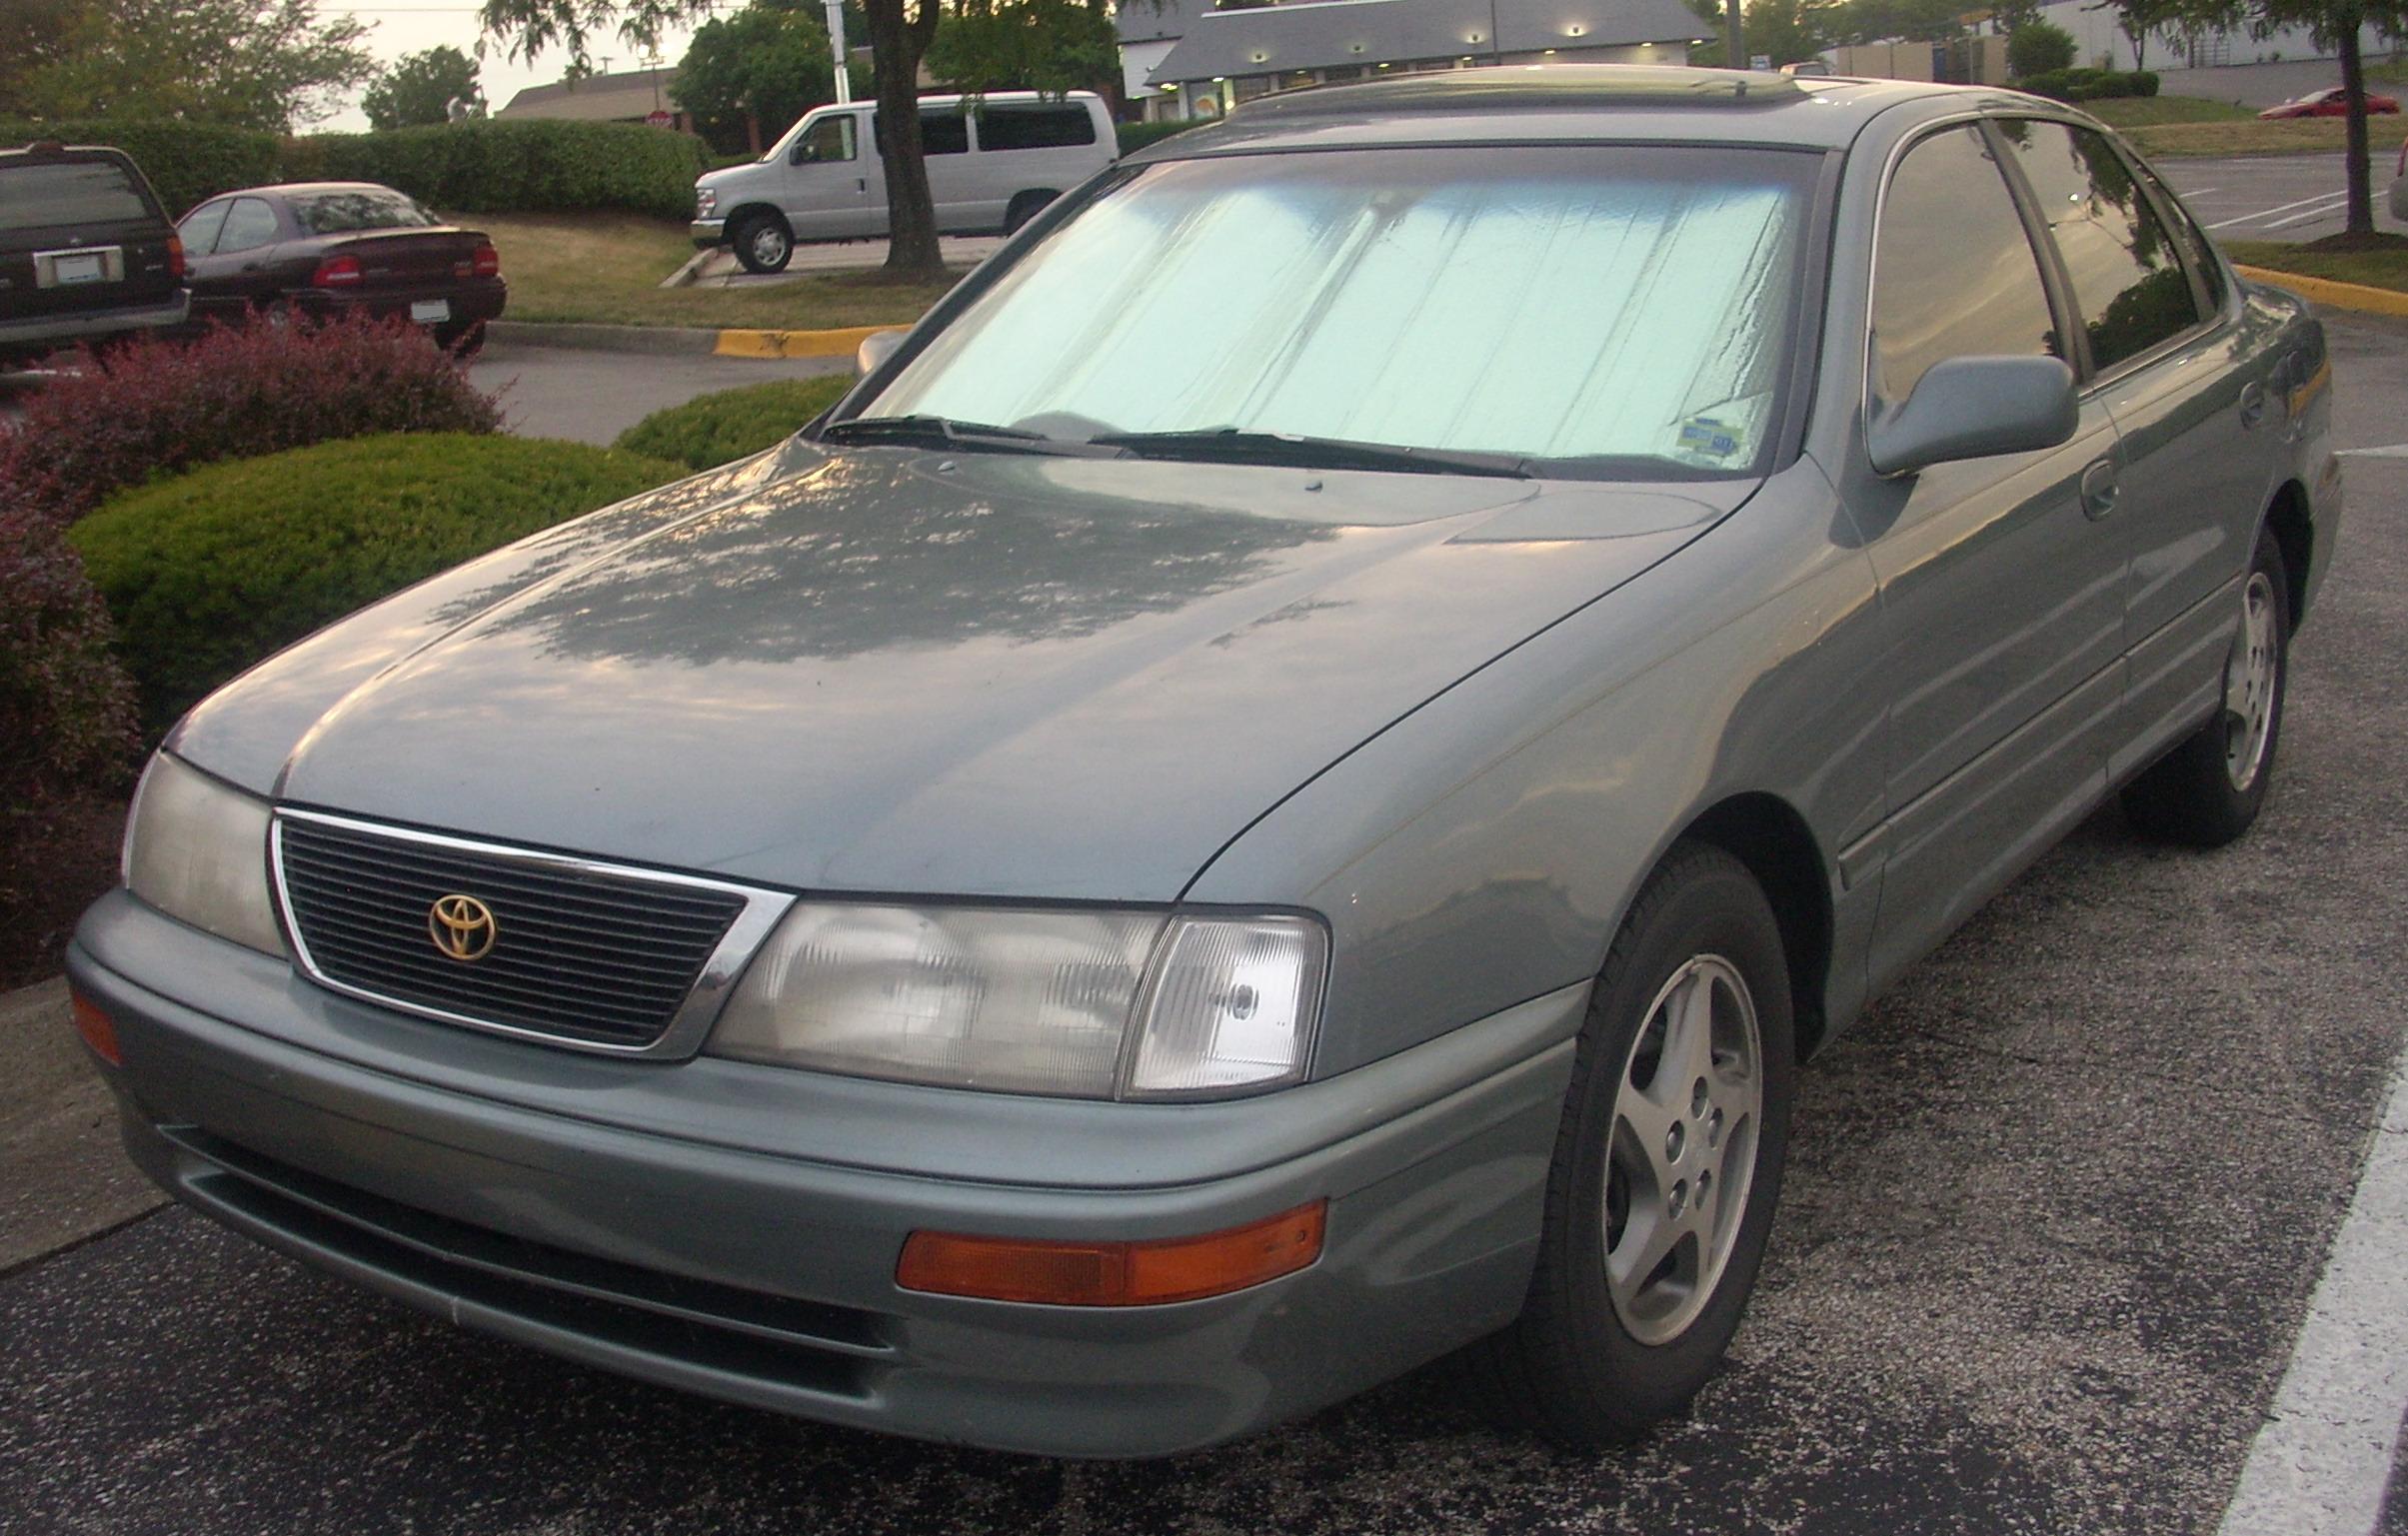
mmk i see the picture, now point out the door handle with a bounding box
[2238,380,2268,429]
[2080,459,2120,521]
[856,178,867,193]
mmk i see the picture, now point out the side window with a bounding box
[1872,124,2062,407]
[979,105,1096,152]
[215,197,280,254]
[793,114,857,165]
[1997,119,2204,371]
[178,199,231,255]
[922,111,968,156]
[2128,151,2227,314]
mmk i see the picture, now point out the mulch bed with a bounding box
[0,794,128,990]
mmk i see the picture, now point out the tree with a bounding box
[480,0,949,276]
[925,0,1120,100]
[2084,0,2183,65]
[2,0,374,130]
[2006,17,2078,72]
[673,4,838,155]
[362,45,484,130]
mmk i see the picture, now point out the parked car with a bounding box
[72,67,2337,1457]
[2258,85,2401,118]
[0,141,187,367]
[692,91,1119,272]
[171,182,504,353]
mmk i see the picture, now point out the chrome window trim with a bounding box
[270,808,796,1059]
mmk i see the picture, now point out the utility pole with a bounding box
[825,0,852,102]
[1724,0,1744,67]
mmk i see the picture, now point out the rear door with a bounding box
[1852,120,2130,990]
[0,152,178,325]
[186,195,286,317]
[971,101,1106,228]
[915,107,979,231]
[1990,119,2265,781]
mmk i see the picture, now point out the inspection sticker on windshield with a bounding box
[1677,417,1742,459]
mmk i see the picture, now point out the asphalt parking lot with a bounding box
[2,317,2404,1536]
[2158,154,2408,244]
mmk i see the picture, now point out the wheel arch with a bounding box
[1673,792,1834,1061]
[726,201,790,233]
[2264,478,2313,631]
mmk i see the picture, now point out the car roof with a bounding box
[197,182,409,201]
[1142,64,2051,157]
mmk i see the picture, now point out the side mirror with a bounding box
[856,328,908,378]
[1866,355,2078,477]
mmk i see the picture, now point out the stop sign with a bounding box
[645,109,672,128]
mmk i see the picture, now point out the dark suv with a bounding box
[0,142,188,367]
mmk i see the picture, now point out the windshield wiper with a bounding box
[818,415,1055,451]
[1089,428,1532,480]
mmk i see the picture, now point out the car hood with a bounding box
[174,442,1748,901]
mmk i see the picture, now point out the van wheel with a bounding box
[732,212,794,274]
[1004,191,1055,236]
[2120,527,2290,847]
[1476,841,1795,1447]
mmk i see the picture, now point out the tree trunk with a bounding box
[2339,19,2373,236]
[867,0,945,277]
[746,111,761,156]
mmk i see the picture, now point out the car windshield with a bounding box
[854,144,1819,477]
[0,160,149,231]
[291,189,438,233]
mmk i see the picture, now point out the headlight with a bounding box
[122,753,287,957]
[696,186,718,217]
[708,905,1325,1099]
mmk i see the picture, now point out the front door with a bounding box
[1847,121,2130,991]
[780,110,878,241]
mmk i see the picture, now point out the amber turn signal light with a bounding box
[897,1200,1326,1306]
[69,987,122,1067]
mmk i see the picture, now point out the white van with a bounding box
[691,91,1119,272]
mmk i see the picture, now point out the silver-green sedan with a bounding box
[70,67,2340,1456]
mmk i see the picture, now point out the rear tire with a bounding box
[731,211,794,274]
[2120,527,2290,847]
[1477,841,1795,1447]
[1003,191,1055,236]
[437,320,487,359]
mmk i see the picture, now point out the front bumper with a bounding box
[70,889,1579,1457]
[692,219,728,249]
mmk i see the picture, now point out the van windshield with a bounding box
[854,144,1819,478]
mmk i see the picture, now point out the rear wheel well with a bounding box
[2265,480,2313,630]
[1679,794,1832,1060]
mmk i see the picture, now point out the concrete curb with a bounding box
[484,319,901,362]
[2234,265,2408,319]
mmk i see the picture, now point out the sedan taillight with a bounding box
[311,255,363,289]
[472,243,500,279]
[165,233,185,282]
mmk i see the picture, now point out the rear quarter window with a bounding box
[0,159,155,233]
[980,106,1096,152]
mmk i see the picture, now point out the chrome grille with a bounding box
[275,814,772,1052]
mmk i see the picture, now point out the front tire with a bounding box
[2120,527,2290,847]
[1478,841,1795,1447]
[731,211,794,274]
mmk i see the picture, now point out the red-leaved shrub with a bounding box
[0,502,140,899]
[0,311,504,529]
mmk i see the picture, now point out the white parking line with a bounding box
[2215,1030,2408,1536]
[2337,444,2408,458]
[2206,190,2352,230]
[2268,195,2353,230]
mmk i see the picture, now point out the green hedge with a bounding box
[615,376,852,471]
[3,118,709,220]
[0,119,279,217]
[1116,119,1202,156]
[71,434,686,732]
[2019,68,2161,102]
[286,120,712,221]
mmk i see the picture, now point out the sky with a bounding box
[315,0,713,130]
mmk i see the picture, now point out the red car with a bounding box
[2259,86,2402,119]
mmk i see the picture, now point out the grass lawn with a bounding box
[469,212,959,331]
[2121,117,2361,157]
[2222,232,2408,293]
[2085,96,2258,127]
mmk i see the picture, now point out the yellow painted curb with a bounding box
[714,324,893,360]
[2233,265,2408,319]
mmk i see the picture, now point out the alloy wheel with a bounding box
[2223,570,2279,792]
